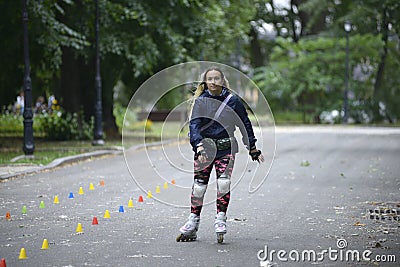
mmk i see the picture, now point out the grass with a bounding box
[0,121,186,166]
[0,137,124,165]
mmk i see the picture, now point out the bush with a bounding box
[0,113,44,137]
[0,114,24,135]
[38,110,93,140]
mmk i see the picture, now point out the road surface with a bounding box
[0,126,399,266]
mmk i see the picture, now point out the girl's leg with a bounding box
[215,154,235,213]
[190,159,213,216]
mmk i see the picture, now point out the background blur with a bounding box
[1,0,399,142]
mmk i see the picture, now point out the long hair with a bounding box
[193,67,230,99]
[189,67,230,119]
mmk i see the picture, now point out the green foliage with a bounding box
[0,113,43,137]
[254,34,385,122]
[38,110,94,140]
[0,114,24,136]
[2,0,399,126]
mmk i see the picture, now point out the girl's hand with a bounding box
[249,149,264,163]
[196,146,208,163]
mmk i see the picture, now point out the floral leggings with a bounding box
[191,154,235,216]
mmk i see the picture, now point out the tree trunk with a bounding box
[292,0,326,37]
[290,0,299,42]
[249,26,265,68]
[60,47,80,113]
[102,73,120,139]
[372,8,389,122]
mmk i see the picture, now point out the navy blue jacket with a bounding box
[189,88,257,157]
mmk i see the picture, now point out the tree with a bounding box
[0,0,257,137]
[250,0,400,123]
[254,34,383,123]
[300,0,400,122]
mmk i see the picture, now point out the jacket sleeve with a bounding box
[189,98,204,152]
[233,96,257,150]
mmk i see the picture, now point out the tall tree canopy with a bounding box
[0,0,256,135]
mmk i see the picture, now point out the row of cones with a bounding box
[5,179,176,219]
[5,193,145,219]
[4,180,108,219]
[5,179,178,263]
[14,237,50,261]
[146,180,176,199]
[3,181,106,263]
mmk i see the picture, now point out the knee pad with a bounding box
[192,181,207,198]
[217,173,231,194]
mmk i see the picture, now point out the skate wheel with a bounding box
[176,233,197,242]
[176,233,183,242]
[217,233,224,243]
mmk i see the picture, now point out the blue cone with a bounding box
[69,192,74,199]
[119,205,124,213]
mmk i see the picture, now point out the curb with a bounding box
[0,149,121,180]
[0,138,179,180]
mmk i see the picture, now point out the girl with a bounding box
[177,67,264,243]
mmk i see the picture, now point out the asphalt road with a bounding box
[1,126,399,267]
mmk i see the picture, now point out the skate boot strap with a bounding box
[214,220,226,226]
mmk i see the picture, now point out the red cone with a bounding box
[0,258,7,267]
[138,195,144,202]
[92,216,99,225]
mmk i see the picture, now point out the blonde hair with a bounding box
[193,67,230,99]
[189,67,230,119]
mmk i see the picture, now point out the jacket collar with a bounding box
[203,87,229,98]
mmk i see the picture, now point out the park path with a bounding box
[0,126,399,266]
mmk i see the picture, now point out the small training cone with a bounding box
[5,212,11,220]
[104,210,111,218]
[128,198,134,208]
[39,201,45,209]
[78,187,84,195]
[92,216,98,225]
[119,205,125,213]
[89,183,95,190]
[163,182,169,189]
[53,195,59,204]
[138,195,144,203]
[0,258,6,267]
[22,205,27,215]
[147,191,153,198]
[41,239,49,250]
[76,223,83,233]
[18,248,27,259]
[69,192,74,199]
[100,180,105,186]
[171,179,176,185]
[155,185,161,194]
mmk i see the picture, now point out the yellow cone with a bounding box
[128,198,134,208]
[18,248,27,259]
[147,190,153,198]
[89,183,95,190]
[104,210,111,218]
[155,185,161,194]
[41,239,49,250]
[76,223,83,233]
[163,182,169,189]
[53,195,59,204]
[78,187,84,195]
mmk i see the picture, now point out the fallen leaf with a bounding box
[354,221,366,227]
[374,242,382,248]
[300,160,310,167]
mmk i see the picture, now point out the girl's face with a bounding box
[205,70,223,95]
